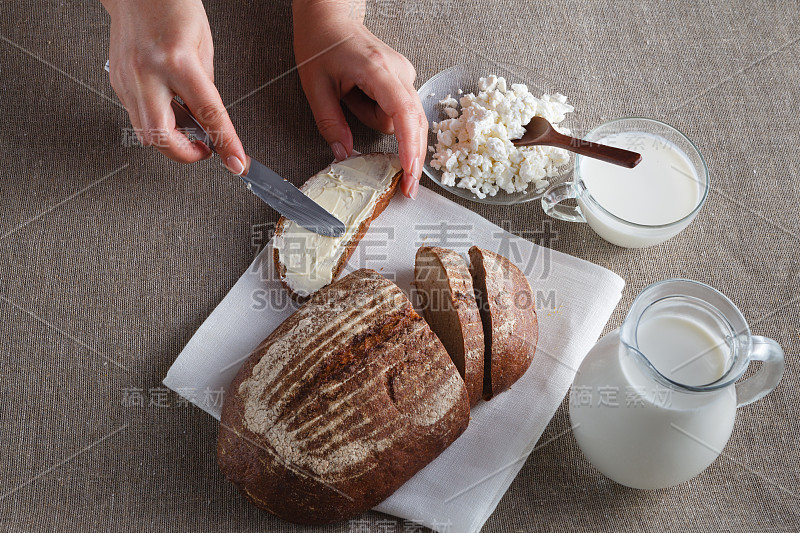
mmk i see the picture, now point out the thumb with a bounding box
[302,76,354,161]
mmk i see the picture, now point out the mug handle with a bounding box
[541,181,587,223]
[736,336,785,407]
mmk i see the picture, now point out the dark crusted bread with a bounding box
[468,246,538,400]
[217,269,470,525]
[414,246,485,407]
[272,153,402,301]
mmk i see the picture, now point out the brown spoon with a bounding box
[512,116,642,168]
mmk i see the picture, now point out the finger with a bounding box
[396,56,417,88]
[300,74,353,162]
[120,92,145,145]
[155,127,214,163]
[397,98,427,199]
[373,54,425,197]
[415,96,430,198]
[401,81,429,199]
[342,88,394,134]
[358,68,425,197]
[133,78,212,163]
[109,70,145,144]
[170,65,246,173]
[199,41,214,81]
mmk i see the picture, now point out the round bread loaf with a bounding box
[217,269,470,525]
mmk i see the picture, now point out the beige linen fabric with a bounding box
[0,0,798,531]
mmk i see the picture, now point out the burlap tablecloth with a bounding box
[1,1,798,531]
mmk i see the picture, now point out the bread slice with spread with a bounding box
[272,153,402,299]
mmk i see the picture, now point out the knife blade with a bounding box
[104,61,346,238]
[242,159,346,238]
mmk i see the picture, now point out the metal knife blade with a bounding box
[104,60,345,238]
[242,159,346,238]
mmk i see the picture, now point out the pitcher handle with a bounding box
[736,336,785,407]
[541,181,587,223]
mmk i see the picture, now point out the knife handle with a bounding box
[104,60,216,153]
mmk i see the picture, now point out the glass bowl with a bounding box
[417,61,576,205]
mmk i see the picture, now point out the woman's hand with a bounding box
[102,0,247,174]
[293,0,428,198]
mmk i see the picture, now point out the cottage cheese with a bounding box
[429,75,574,199]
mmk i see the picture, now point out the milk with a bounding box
[637,315,729,386]
[569,317,736,489]
[576,132,703,247]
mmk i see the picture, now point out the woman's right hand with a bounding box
[102,0,247,174]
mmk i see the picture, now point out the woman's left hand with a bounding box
[293,0,428,199]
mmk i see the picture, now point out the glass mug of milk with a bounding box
[570,279,785,489]
[541,118,709,248]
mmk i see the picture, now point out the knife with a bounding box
[104,61,346,238]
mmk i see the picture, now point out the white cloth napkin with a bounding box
[163,185,625,533]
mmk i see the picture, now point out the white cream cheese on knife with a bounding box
[273,154,402,296]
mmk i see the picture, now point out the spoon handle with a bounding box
[546,132,642,168]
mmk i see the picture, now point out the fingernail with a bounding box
[225,156,245,176]
[409,177,419,200]
[331,142,348,162]
[411,157,421,180]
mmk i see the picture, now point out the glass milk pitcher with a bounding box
[570,279,785,489]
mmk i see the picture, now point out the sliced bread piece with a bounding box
[217,269,470,525]
[273,153,403,300]
[414,246,485,406]
[468,246,538,400]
